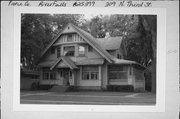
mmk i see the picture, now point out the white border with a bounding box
[13,7,166,112]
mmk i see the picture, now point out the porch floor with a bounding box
[20,90,156,105]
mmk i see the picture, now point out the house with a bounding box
[37,23,146,92]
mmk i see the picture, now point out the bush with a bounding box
[107,85,134,92]
[38,85,54,90]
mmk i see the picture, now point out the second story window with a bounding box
[67,34,73,42]
[78,45,85,56]
[57,47,61,58]
[63,46,75,56]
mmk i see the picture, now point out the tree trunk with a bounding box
[151,30,156,93]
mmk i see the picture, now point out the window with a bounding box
[82,66,99,80]
[51,48,55,54]
[88,45,93,52]
[50,72,56,80]
[82,72,90,80]
[43,71,56,80]
[108,65,127,80]
[109,71,127,79]
[91,72,98,80]
[43,72,49,80]
[67,34,73,42]
[78,45,85,56]
[63,46,75,56]
[57,47,61,58]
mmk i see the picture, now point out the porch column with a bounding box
[128,65,133,85]
[80,66,82,81]
[98,65,102,87]
[40,68,43,84]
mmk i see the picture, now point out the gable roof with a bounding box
[71,24,113,63]
[50,56,78,70]
[96,37,123,50]
[39,23,113,63]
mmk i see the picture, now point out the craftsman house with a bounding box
[37,23,146,91]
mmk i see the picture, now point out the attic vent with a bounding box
[68,26,70,29]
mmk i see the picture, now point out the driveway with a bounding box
[20,91,156,105]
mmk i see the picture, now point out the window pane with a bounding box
[50,72,56,80]
[82,72,89,80]
[43,72,49,80]
[109,71,127,79]
[78,46,85,56]
[91,72,98,80]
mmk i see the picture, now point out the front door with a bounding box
[63,69,69,86]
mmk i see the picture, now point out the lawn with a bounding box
[20,90,156,105]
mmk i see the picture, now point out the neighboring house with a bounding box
[21,68,40,90]
[37,23,146,91]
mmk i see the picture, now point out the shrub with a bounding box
[107,85,134,92]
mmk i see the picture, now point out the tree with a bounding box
[21,14,83,69]
[140,15,157,92]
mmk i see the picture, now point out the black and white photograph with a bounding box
[20,13,157,105]
[1,1,179,119]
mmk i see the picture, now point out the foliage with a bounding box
[21,14,83,69]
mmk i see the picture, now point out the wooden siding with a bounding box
[54,33,85,45]
[133,67,145,90]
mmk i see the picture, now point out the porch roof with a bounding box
[75,58,104,65]
[38,60,55,67]
[112,58,146,69]
[50,56,78,70]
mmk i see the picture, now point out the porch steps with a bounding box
[49,85,69,92]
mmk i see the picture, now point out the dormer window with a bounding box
[67,34,73,42]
